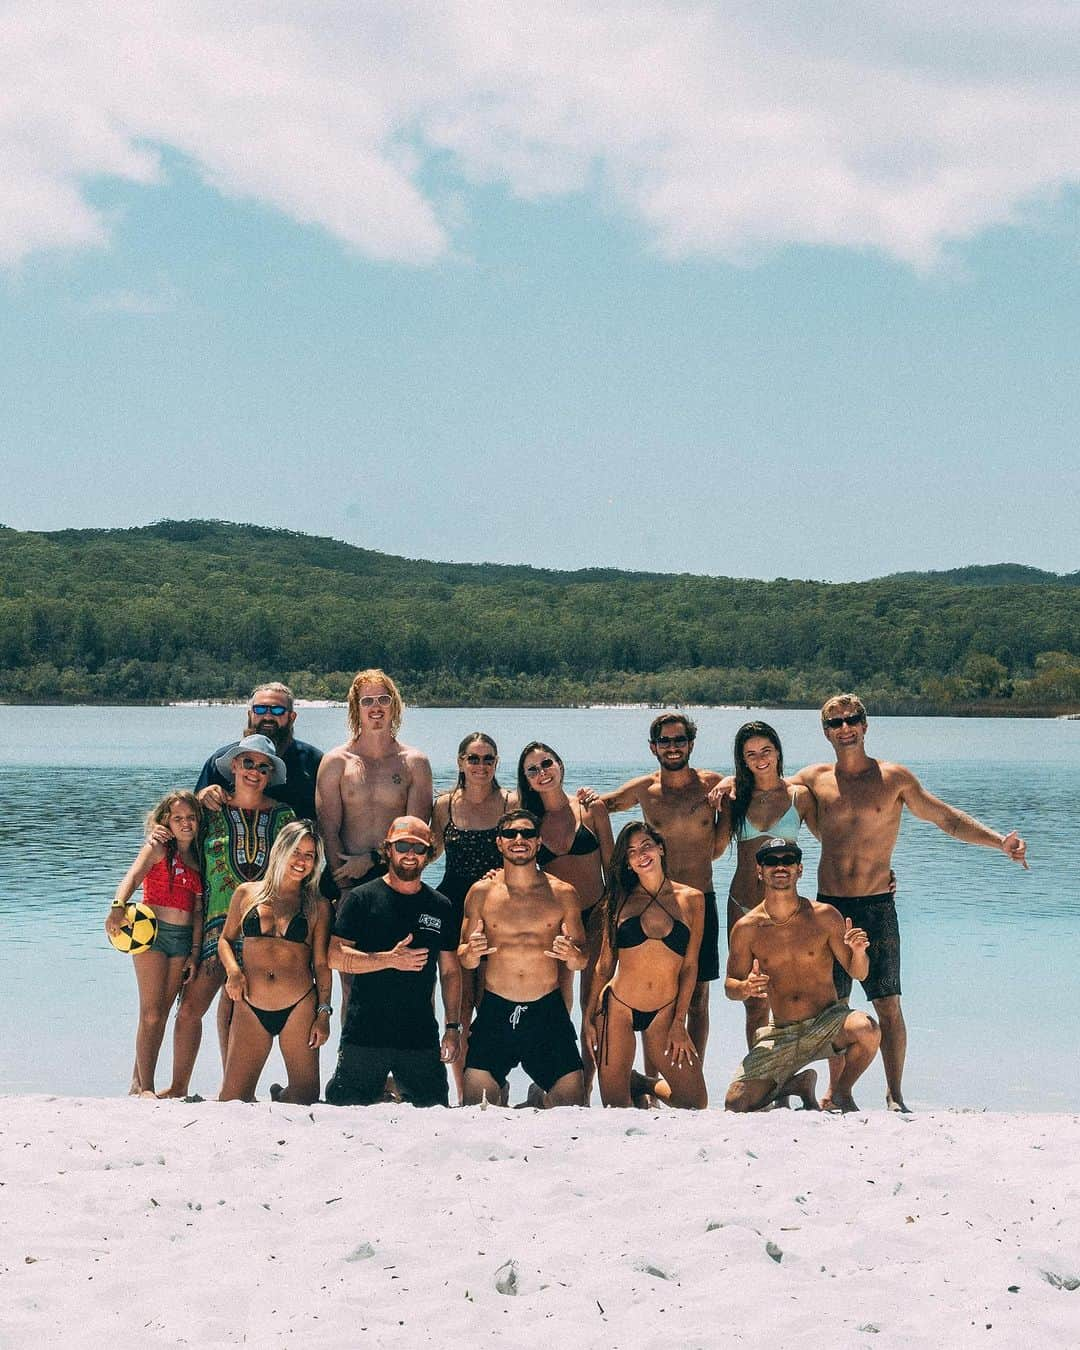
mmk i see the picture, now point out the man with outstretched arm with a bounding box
[725,838,881,1114]
[791,692,1028,1113]
[325,816,461,1107]
[583,712,724,1060]
[459,810,588,1108]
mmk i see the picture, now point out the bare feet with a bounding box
[629,1069,670,1108]
[821,1091,860,1114]
[886,1093,912,1114]
[138,1089,158,1100]
[784,1069,820,1111]
[156,1087,187,1099]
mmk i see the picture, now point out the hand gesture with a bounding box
[744,958,769,1001]
[196,785,228,811]
[843,916,869,952]
[146,823,172,848]
[463,918,497,967]
[440,1028,462,1063]
[224,968,247,1002]
[707,780,732,812]
[1001,831,1028,869]
[665,1018,698,1068]
[309,1009,330,1049]
[333,854,374,886]
[545,922,581,963]
[385,935,428,972]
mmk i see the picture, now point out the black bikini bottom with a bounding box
[244,987,315,1038]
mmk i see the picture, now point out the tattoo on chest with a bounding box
[392,773,402,785]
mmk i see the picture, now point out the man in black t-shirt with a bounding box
[195,681,323,820]
[326,816,462,1107]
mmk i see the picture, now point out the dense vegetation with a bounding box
[1,521,1077,713]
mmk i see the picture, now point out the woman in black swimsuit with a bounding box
[585,822,707,1109]
[431,731,511,1100]
[218,820,333,1104]
[517,741,613,1091]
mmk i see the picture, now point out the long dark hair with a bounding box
[599,821,667,953]
[454,731,501,792]
[516,741,564,819]
[730,721,784,842]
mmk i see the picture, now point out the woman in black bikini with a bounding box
[431,731,511,1100]
[517,742,613,1088]
[217,820,332,1104]
[585,821,707,1109]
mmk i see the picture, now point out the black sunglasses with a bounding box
[251,703,289,716]
[524,758,557,777]
[391,840,431,856]
[761,853,800,867]
[498,827,540,840]
[824,714,865,729]
[654,734,690,747]
[465,753,496,765]
[238,757,273,774]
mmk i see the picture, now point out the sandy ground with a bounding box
[1,1097,1077,1349]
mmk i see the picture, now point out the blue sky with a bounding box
[2,2,1078,581]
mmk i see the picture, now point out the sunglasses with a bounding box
[360,694,393,707]
[824,714,865,729]
[465,753,497,765]
[391,840,431,856]
[251,703,289,716]
[239,758,273,775]
[654,734,690,747]
[498,827,540,840]
[761,853,800,867]
[524,758,558,777]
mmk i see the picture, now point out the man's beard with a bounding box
[660,754,689,773]
[247,717,289,749]
[387,855,422,882]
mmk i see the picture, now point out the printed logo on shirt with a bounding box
[417,912,442,932]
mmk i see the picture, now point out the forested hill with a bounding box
[1,520,1077,712]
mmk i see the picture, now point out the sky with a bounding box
[2,1,1078,582]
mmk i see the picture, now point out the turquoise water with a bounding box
[0,704,1076,1109]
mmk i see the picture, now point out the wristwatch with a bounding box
[316,1004,333,1016]
[445,1022,462,1032]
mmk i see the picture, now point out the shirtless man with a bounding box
[588,713,723,1057]
[459,810,588,1108]
[725,838,881,1114]
[792,692,1028,1112]
[316,669,434,894]
[316,669,433,1012]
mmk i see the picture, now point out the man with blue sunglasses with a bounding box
[195,681,323,820]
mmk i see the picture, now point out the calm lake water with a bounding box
[0,704,1076,1110]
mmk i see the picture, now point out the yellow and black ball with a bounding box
[108,902,159,955]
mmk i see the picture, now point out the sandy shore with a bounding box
[1,1098,1077,1348]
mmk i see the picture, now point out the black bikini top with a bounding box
[615,884,690,958]
[241,902,309,944]
[538,820,600,866]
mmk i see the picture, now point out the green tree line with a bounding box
[1,521,1077,712]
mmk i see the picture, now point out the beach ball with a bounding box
[108,902,158,955]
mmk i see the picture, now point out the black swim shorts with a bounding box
[696,890,721,983]
[465,988,583,1092]
[325,1044,449,1108]
[818,892,901,1003]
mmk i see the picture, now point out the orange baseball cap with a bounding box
[385,816,433,846]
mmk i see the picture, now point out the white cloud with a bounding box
[2,0,1079,269]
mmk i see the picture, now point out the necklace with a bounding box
[762,898,801,926]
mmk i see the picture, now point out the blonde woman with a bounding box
[217,820,332,1104]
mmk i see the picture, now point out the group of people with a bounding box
[107,670,1028,1114]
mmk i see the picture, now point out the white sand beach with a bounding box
[1,1098,1076,1348]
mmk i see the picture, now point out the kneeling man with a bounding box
[460,810,588,1108]
[725,838,880,1114]
[326,817,461,1107]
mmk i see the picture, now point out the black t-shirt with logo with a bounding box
[334,878,457,1050]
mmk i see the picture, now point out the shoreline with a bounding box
[2,1095,1077,1347]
